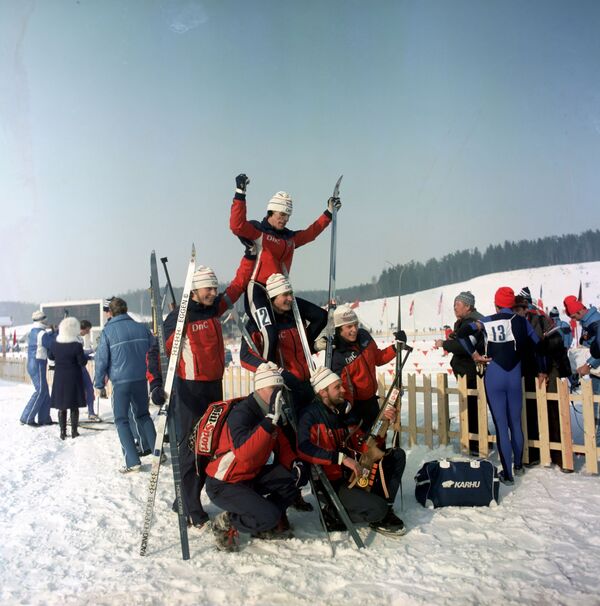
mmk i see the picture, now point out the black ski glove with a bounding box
[150,386,166,406]
[394,330,407,343]
[235,173,250,194]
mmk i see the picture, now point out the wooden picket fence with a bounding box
[376,372,600,475]
[3,357,598,474]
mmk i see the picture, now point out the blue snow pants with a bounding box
[82,367,95,415]
[484,361,524,482]
[206,464,297,534]
[21,359,52,425]
[112,380,156,468]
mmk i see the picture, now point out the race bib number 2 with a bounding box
[254,307,272,329]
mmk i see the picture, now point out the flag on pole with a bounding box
[350,299,360,309]
[578,281,583,302]
[12,330,16,346]
[409,300,414,316]
[380,298,387,320]
[437,292,443,315]
[537,285,544,311]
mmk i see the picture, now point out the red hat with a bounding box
[563,295,585,316]
[494,286,515,309]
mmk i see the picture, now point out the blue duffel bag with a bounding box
[415,458,500,508]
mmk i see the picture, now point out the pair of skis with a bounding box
[281,176,366,553]
[140,247,196,560]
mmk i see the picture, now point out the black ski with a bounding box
[325,175,343,368]
[140,247,195,559]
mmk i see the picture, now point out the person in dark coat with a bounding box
[434,291,486,455]
[49,317,88,440]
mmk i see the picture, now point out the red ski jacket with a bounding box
[206,393,297,483]
[297,398,367,482]
[331,329,396,404]
[229,195,331,285]
[146,256,253,385]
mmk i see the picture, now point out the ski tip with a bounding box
[191,243,196,257]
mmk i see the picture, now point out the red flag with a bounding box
[350,299,360,309]
[13,330,17,346]
[437,292,443,315]
[409,300,414,316]
[538,285,543,311]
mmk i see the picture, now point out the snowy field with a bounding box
[2,379,600,606]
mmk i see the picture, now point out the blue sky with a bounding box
[1,0,599,303]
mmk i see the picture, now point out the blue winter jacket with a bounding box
[94,314,155,388]
[579,306,600,369]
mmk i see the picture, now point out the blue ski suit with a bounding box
[459,309,545,481]
[20,323,54,425]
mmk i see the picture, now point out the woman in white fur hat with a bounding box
[48,317,88,440]
[229,173,340,363]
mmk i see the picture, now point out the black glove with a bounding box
[243,241,257,260]
[394,330,407,343]
[150,386,166,406]
[292,459,310,487]
[99,387,107,399]
[235,173,250,194]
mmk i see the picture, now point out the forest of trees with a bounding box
[3,230,600,325]
[300,229,600,305]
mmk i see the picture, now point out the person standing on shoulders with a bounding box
[229,173,339,364]
[20,310,54,427]
[94,298,157,474]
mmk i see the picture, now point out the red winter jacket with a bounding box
[146,256,253,385]
[297,398,366,482]
[206,394,296,483]
[229,195,331,285]
[331,329,396,404]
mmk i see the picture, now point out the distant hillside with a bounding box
[5,229,600,317]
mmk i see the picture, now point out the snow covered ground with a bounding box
[2,379,599,606]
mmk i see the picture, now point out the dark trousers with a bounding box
[206,464,298,534]
[174,378,222,524]
[335,448,406,524]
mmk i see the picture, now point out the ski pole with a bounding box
[160,256,178,310]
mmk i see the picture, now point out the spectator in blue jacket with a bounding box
[20,310,54,426]
[564,295,600,398]
[94,297,157,473]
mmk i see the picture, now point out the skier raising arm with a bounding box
[229,173,340,364]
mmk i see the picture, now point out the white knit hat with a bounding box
[32,310,46,322]
[192,266,218,290]
[254,362,285,390]
[310,367,341,394]
[267,191,293,216]
[266,273,292,298]
[333,304,358,328]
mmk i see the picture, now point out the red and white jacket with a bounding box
[146,256,253,385]
[206,394,296,483]
[229,195,331,285]
[331,329,396,404]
